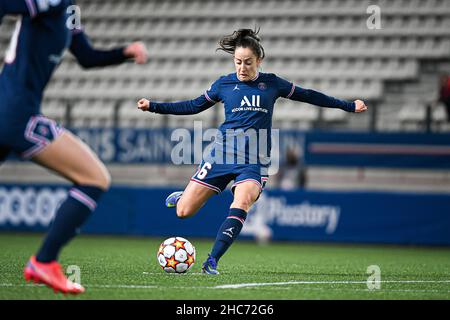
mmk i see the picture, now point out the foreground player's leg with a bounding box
[167,180,216,218]
[24,131,110,294]
[35,185,103,263]
[203,182,260,275]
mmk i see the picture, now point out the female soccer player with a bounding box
[0,0,148,293]
[138,28,367,274]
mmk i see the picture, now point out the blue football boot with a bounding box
[165,191,183,208]
[202,254,220,275]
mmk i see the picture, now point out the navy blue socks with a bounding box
[210,208,247,262]
[36,185,104,263]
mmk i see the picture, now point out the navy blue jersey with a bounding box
[149,72,355,166]
[0,0,127,116]
[0,0,128,160]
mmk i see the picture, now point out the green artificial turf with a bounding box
[0,233,449,300]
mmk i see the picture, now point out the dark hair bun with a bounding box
[217,27,265,59]
[235,29,261,42]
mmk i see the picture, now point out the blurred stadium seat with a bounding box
[2,0,449,130]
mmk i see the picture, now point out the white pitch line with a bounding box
[89,284,158,289]
[259,286,450,294]
[0,283,159,289]
[1,280,449,291]
[1,283,448,295]
[214,280,450,289]
[142,272,205,275]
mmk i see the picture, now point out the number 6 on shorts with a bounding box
[197,162,212,180]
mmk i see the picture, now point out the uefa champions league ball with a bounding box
[157,237,196,273]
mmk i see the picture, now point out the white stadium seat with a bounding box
[1,0,449,131]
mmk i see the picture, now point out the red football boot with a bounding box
[24,256,85,294]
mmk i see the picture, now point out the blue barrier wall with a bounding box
[304,132,450,169]
[1,184,449,245]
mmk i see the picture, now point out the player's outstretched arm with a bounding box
[137,96,215,115]
[123,42,148,65]
[0,0,67,22]
[290,86,367,113]
[277,76,367,113]
[137,99,151,111]
[353,99,368,113]
[69,30,148,69]
[138,78,221,115]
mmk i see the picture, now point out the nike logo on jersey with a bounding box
[241,95,261,107]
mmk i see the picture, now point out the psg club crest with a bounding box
[258,82,267,90]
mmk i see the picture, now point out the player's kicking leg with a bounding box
[166,180,216,218]
[165,191,183,208]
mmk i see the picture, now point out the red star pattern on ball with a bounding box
[174,239,186,250]
[186,254,194,266]
[166,256,179,268]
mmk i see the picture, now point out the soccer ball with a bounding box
[157,237,196,273]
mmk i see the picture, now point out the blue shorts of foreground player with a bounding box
[0,113,65,162]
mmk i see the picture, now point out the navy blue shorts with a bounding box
[0,114,65,162]
[191,160,269,195]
